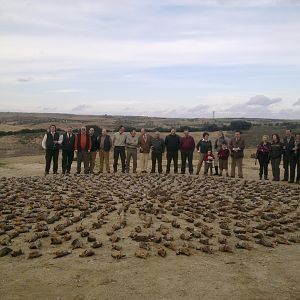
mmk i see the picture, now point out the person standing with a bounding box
[165,128,180,174]
[75,126,91,174]
[88,128,98,174]
[203,149,215,176]
[98,128,112,173]
[270,133,283,181]
[113,126,126,173]
[150,131,165,174]
[214,131,228,176]
[61,126,75,175]
[229,131,245,178]
[218,142,230,177]
[256,135,272,180]
[196,132,212,175]
[126,129,138,173]
[138,128,152,173]
[282,129,296,183]
[295,133,300,184]
[42,124,62,175]
[180,129,195,174]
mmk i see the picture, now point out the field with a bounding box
[0,112,299,300]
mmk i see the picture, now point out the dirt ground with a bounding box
[0,154,299,300]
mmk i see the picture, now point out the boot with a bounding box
[214,166,218,176]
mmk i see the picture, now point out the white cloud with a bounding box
[293,98,300,106]
[246,95,282,106]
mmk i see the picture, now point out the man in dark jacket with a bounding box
[42,124,62,175]
[75,126,91,174]
[61,127,75,175]
[165,128,180,174]
[88,127,98,174]
[180,129,195,174]
[282,129,296,183]
[196,132,212,175]
[270,133,283,181]
[151,131,165,174]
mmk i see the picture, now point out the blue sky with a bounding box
[1,0,300,119]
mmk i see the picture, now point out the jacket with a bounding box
[282,136,296,157]
[98,135,112,152]
[214,136,228,151]
[270,141,283,160]
[196,139,212,154]
[256,142,271,160]
[229,138,245,159]
[90,134,98,152]
[75,133,91,152]
[138,134,152,153]
[61,132,75,151]
[151,138,165,154]
[165,134,180,152]
[218,148,230,160]
[180,136,195,152]
[203,153,215,163]
[45,132,60,150]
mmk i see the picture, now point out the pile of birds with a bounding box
[0,174,299,260]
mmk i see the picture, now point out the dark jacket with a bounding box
[151,138,165,154]
[282,136,296,157]
[229,138,245,159]
[270,141,283,160]
[196,139,212,154]
[165,134,180,152]
[46,132,60,150]
[61,132,75,151]
[218,148,230,160]
[90,134,98,152]
[256,142,271,160]
[180,136,195,152]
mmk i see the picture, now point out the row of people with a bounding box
[255,130,300,183]
[41,125,300,183]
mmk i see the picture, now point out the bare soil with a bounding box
[0,154,299,300]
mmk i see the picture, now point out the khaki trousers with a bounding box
[140,153,149,172]
[231,157,243,178]
[89,151,97,173]
[99,149,110,173]
[196,153,205,174]
[126,148,137,173]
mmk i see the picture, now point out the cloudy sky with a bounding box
[1,0,300,119]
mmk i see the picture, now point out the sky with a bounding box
[1,0,300,119]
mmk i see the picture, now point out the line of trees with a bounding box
[0,120,253,137]
[116,120,253,133]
